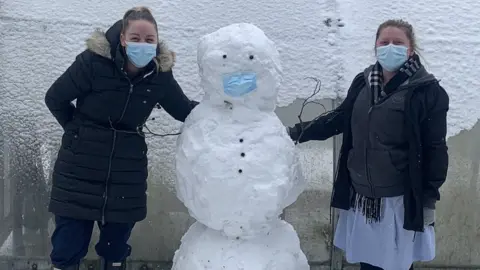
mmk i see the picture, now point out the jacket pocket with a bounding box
[61,127,82,154]
[388,149,408,171]
[367,149,407,188]
[346,148,367,185]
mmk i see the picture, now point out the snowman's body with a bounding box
[176,101,304,238]
[173,23,309,269]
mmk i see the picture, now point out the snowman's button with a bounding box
[239,139,243,143]
[238,169,243,173]
[241,153,245,157]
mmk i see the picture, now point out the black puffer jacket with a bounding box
[45,20,198,223]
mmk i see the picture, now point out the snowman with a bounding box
[173,23,309,269]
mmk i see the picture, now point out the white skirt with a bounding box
[333,195,435,270]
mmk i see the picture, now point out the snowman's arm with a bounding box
[158,70,199,122]
[45,50,93,129]
[290,72,365,143]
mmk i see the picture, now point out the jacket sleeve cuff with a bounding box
[289,125,300,142]
[423,197,436,209]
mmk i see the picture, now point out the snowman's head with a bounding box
[197,23,282,112]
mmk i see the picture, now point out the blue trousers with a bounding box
[50,215,135,268]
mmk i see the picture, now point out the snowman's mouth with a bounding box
[222,71,257,97]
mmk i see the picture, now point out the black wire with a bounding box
[135,79,333,141]
[107,116,181,138]
[142,122,181,138]
[140,104,183,138]
[296,77,331,144]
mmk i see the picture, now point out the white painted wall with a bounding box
[1,0,480,265]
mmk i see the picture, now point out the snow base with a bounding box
[172,220,310,270]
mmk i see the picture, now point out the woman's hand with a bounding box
[423,207,435,226]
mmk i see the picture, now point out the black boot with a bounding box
[52,264,79,270]
[101,259,126,270]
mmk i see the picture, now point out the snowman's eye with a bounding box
[249,55,254,60]
[223,54,227,59]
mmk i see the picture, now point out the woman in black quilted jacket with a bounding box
[45,7,198,270]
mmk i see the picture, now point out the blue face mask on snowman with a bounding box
[222,72,257,97]
[376,44,408,72]
[125,42,157,68]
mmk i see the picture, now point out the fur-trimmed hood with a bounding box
[85,20,175,72]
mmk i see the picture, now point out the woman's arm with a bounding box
[159,71,198,122]
[421,83,449,209]
[289,109,345,143]
[45,51,92,129]
[289,72,365,143]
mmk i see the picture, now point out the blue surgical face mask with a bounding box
[125,42,157,68]
[376,44,408,72]
[222,72,257,97]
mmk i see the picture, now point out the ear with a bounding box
[120,33,127,47]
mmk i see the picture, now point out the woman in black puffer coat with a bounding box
[45,7,197,270]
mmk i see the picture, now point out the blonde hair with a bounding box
[122,6,158,34]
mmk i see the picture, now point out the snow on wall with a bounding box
[1,0,478,175]
[0,0,340,184]
[336,0,480,138]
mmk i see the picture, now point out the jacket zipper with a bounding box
[102,130,117,224]
[100,68,154,223]
[365,88,405,198]
[365,107,375,197]
[117,68,153,123]
[118,84,133,122]
[362,81,418,199]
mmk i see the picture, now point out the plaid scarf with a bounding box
[370,53,422,104]
[352,53,423,223]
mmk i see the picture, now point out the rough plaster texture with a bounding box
[0,0,479,267]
